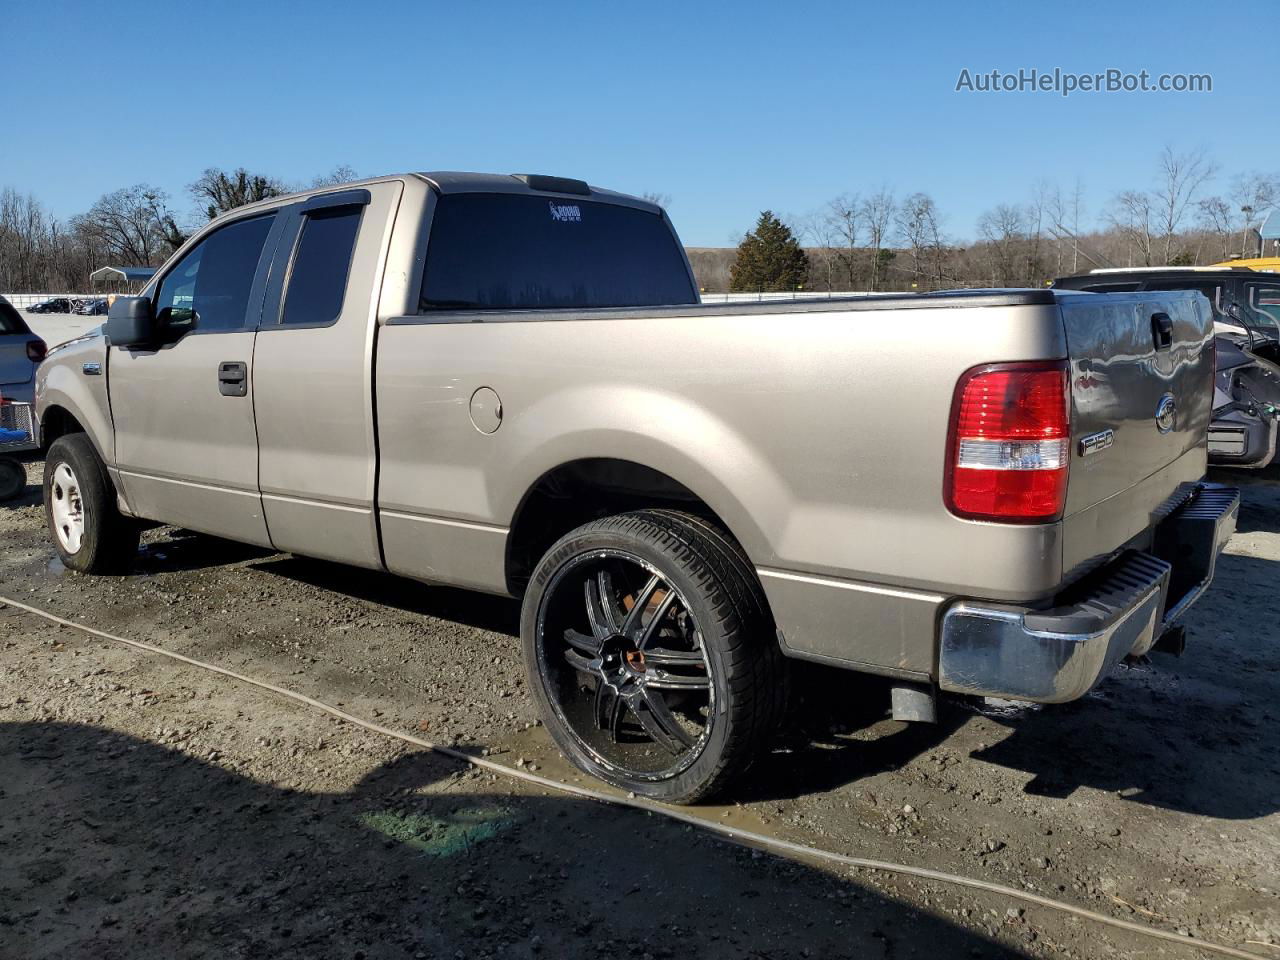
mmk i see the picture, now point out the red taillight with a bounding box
[945,361,1071,523]
[26,339,46,363]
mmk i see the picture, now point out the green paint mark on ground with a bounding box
[359,805,516,858]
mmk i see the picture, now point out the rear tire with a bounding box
[44,433,139,574]
[0,458,24,501]
[521,509,785,804]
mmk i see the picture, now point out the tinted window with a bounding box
[281,207,362,326]
[1139,279,1222,310]
[420,194,695,312]
[1074,282,1140,293]
[0,300,26,334]
[154,214,274,334]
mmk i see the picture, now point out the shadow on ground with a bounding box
[0,721,1026,960]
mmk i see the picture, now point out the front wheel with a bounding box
[44,433,139,574]
[521,510,786,804]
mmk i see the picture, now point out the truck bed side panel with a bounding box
[375,304,1069,673]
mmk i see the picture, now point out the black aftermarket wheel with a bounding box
[521,510,786,804]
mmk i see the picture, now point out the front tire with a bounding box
[44,433,139,574]
[521,510,785,804]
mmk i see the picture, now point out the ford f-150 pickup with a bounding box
[35,172,1238,802]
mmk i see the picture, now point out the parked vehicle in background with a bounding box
[0,398,37,500]
[73,298,109,316]
[27,297,73,314]
[36,173,1237,802]
[1054,266,1280,468]
[0,295,46,411]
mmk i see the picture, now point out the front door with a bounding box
[109,212,280,546]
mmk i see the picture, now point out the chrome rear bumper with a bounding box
[938,483,1239,704]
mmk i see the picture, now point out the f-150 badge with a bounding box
[1078,429,1114,457]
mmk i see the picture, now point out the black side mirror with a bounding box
[106,297,157,348]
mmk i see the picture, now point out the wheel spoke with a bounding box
[584,578,615,640]
[645,669,711,691]
[564,629,602,656]
[620,575,662,640]
[596,570,622,632]
[563,648,600,675]
[644,646,705,666]
[637,589,678,649]
[608,691,627,741]
[637,689,695,752]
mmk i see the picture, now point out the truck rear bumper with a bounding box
[938,483,1239,704]
[1208,412,1277,468]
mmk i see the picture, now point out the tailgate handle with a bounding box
[1151,312,1174,350]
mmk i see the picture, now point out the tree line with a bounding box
[4,147,1277,294]
[713,145,1280,294]
[0,165,356,293]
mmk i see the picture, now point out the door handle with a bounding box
[218,361,248,397]
[1151,312,1174,350]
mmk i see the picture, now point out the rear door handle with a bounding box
[218,361,248,397]
[1151,312,1174,350]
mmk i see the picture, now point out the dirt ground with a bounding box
[1,455,1278,960]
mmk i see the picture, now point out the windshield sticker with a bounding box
[549,201,582,223]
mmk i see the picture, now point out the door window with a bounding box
[280,207,362,326]
[153,214,274,335]
[1247,283,1280,338]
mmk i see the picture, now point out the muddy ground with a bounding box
[1,455,1277,960]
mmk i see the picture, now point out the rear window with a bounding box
[420,193,695,312]
[0,300,27,334]
[1139,279,1222,311]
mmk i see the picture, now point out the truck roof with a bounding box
[205,171,663,224]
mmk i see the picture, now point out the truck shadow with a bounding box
[0,720,1028,959]
[1207,465,1280,533]
[250,553,523,638]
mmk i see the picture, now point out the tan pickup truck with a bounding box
[35,172,1238,801]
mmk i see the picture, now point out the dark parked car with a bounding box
[27,297,73,314]
[1054,267,1280,469]
[73,298,108,315]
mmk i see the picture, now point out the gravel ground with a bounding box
[1,455,1278,959]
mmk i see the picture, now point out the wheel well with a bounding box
[40,406,85,450]
[505,458,741,595]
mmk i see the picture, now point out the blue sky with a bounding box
[1,0,1270,246]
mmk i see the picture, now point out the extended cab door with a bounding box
[250,182,402,568]
[109,212,281,546]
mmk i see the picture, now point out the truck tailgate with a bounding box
[1060,290,1214,519]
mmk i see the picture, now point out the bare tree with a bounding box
[1108,190,1156,266]
[977,203,1027,285]
[73,185,185,267]
[860,188,895,290]
[895,193,944,288]
[825,193,860,290]
[1199,171,1280,260]
[310,165,360,188]
[1153,145,1217,264]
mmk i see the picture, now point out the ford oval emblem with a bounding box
[1155,393,1177,434]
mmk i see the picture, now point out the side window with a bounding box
[1248,283,1280,326]
[0,301,25,333]
[154,214,274,334]
[280,207,362,326]
[1140,280,1221,311]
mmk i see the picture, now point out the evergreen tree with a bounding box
[729,211,810,292]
